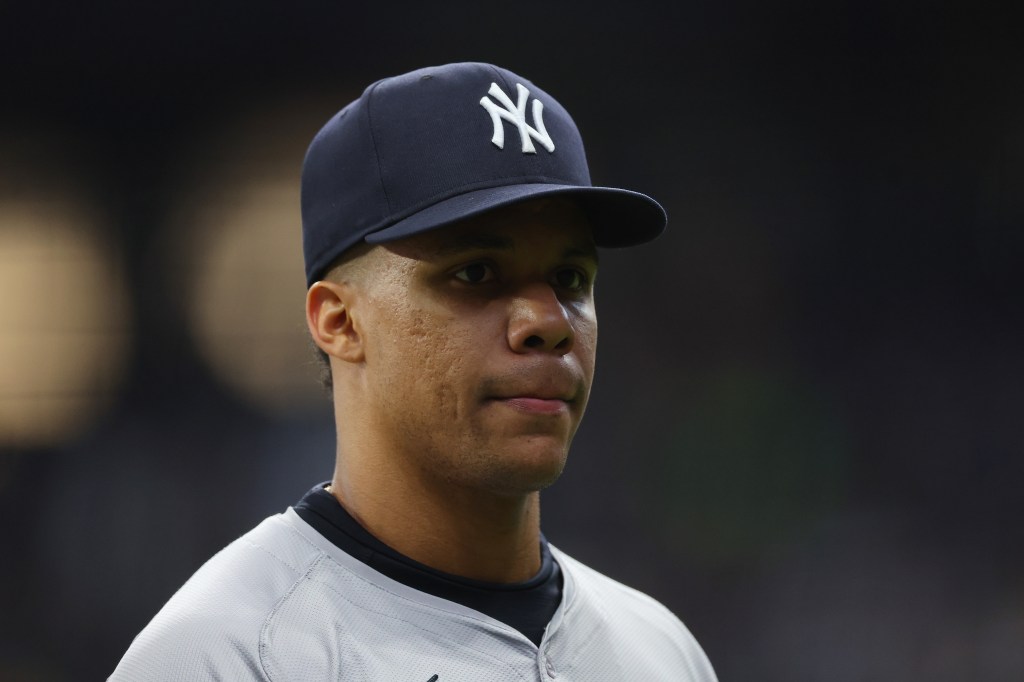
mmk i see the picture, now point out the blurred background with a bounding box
[2,1,1023,679]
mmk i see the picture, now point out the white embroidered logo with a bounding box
[479,82,555,154]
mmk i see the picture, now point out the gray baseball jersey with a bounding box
[111,508,717,681]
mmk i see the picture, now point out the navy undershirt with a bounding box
[293,482,563,647]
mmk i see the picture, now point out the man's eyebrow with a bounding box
[430,233,515,256]
[428,233,599,264]
[563,245,599,265]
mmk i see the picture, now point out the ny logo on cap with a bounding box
[479,82,555,154]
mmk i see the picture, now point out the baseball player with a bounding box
[111,62,717,681]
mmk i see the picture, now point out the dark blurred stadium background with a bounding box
[2,1,1023,679]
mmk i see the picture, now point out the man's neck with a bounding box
[327,472,542,583]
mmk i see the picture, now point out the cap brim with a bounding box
[364,183,666,248]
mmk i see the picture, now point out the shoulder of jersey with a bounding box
[552,545,683,625]
[109,513,320,681]
[550,545,718,681]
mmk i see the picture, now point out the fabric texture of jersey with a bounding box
[111,508,717,681]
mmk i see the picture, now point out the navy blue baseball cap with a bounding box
[301,62,666,286]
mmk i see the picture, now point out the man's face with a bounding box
[352,199,598,497]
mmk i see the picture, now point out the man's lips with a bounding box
[480,365,584,415]
[496,396,570,415]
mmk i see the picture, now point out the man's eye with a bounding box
[453,263,495,284]
[554,268,588,291]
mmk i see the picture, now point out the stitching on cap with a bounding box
[364,79,393,213]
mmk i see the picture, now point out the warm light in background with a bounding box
[187,178,315,413]
[165,100,346,414]
[0,193,132,448]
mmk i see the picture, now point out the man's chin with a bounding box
[482,439,571,495]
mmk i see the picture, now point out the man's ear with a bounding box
[306,280,364,363]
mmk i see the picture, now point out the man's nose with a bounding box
[506,283,574,355]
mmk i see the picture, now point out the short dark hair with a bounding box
[312,341,333,396]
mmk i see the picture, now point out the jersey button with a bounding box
[544,656,556,678]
